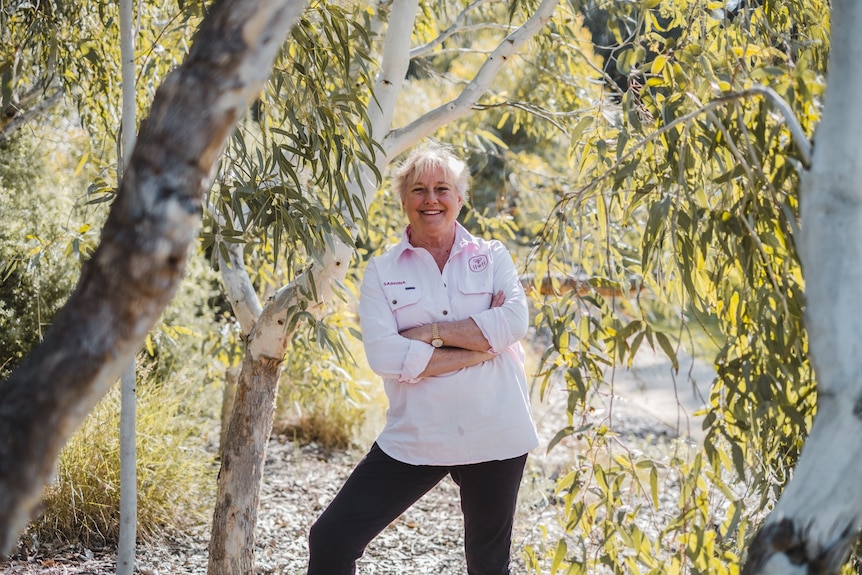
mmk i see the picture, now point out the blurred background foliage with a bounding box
[0,0,839,572]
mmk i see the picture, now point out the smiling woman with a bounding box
[397,148,466,270]
[306,141,539,575]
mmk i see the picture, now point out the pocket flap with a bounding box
[383,284,422,311]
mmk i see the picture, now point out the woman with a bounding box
[307,142,539,575]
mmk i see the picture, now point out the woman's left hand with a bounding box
[490,290,504,308]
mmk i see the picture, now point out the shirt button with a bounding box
[392,299,397,305]
[442,310,448,315]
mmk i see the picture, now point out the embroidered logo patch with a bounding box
[468,255,489,272]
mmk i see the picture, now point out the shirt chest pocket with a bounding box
[383,286,427,330]
[454,270,494,317]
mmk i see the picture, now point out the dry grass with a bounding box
[273,402,359,451]
[29,366,218,547]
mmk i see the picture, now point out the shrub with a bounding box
[0,133,91,378]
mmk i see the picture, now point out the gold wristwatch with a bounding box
[431,323,444,348]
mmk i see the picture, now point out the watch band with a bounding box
[431,323,444,348]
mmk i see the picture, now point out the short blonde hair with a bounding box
[392,141,470,202]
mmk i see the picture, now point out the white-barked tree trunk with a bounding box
[117,0,139,569]
[743,1,862,574]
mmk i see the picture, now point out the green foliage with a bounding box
[522,0,830,572]
[30,357,218,546]
[0,0,840,570]
[19,244,222,546]
[273,306,382,451]
[199,3,387,427]
[0,133,93,377]
[207,0,379,265]
[525,443,748,575]
[0,0,203,146]
[0,117,223,542]
[526,282,752,574]
[409,1,605,234]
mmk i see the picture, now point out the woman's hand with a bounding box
[490,290,504,308]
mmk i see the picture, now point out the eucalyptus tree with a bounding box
[0,0,205,150]
[0,0,63,144]
[205,0,580,571]
[520,0,849,573]
[0,0,309,555]
[2,1,857,574]
[743,2,862,572]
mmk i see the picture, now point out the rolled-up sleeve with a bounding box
[469,242,529,353]
[359,259,433,383]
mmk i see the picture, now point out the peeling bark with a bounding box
[0,0,308,555]
[219,365,241,459]
[208,353,282,575]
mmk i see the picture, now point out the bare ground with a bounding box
[1,349,711,575]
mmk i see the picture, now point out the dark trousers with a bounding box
[307,443,528,575]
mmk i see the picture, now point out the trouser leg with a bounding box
[449,453,529,575]
[306,443,449,575]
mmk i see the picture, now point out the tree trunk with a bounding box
[219,365,241,459]
[208,353,282,575]
[0,0,308,555]
[118,363,137,575]
[742,1,862,574]
[208,238,353,574]
[117,0,139,570]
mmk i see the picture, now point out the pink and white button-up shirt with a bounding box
[359,223,539,465]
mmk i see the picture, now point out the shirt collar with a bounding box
[397,222,476,257]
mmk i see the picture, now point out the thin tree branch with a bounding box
[205,201,263,336]
[410,0,501,59]
[384,0,560,159]
[0,89,63,146]
[743,84,812,168]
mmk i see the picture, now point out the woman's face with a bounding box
[401,166,463,242]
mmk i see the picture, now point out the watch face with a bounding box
[431,338,444,348]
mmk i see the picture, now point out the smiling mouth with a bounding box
[421,210,443,215]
